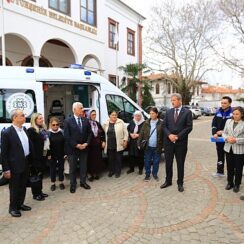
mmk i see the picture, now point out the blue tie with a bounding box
[78,118,82,132]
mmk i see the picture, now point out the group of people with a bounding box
[211,96,244,200]
[1,93,243,218]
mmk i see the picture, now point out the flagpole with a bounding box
[0,0,6,66]
[116,41,118,87]
[115,22,119,87]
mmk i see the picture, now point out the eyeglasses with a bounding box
[52,124,59,126]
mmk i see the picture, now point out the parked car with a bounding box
[200,106,216,116]
[200,107,212,116]
[145,106,169,120]
[183,105,202,119]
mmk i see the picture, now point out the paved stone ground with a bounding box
[0,116,244,244]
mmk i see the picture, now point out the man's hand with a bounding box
[168,134,178,143]
[3,171,11,179]
[80,143,88,150]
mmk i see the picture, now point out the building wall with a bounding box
[0,0,144,83]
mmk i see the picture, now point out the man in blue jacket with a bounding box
[212,96,233,177]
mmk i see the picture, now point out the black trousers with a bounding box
[129,155,144,171]
[226,149,244,186]
[31,156,47,197]
[68,151,87,186]
[164,143,187,185]
[216,142,225,174]
[49,158,64,182]
[9,168,28,211]
[108,149,123,175]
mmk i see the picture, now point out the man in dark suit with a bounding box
[64,102,92,193]
[1,109,32,217]
[160,93,193,192]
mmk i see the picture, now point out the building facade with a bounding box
[0,0,145,85]
[146,73,202,107]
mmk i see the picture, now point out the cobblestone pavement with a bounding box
[0,117,244,244]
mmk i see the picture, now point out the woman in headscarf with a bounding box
[87,109,105,181]
[127,111,145,175]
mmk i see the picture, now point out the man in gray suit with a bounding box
[160,93,193,192]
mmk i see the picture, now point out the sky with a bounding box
[121,0,243,89]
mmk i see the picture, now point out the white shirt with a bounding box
[13,125,30,157]
[175,106,182,116]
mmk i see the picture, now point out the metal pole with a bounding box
[116,42,118,87]
[115,23,119,87]
[0,0,6,66]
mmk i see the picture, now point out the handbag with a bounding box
[140,139,148,150]
[64,158,69,174]
[139,126,157,150]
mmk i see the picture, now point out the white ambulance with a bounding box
[0,65,148,185]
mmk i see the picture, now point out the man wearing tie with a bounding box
[160,93,193,192]
[1,109,32,217]
[64,102,92,193]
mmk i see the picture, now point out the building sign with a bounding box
[5,0,97,35]
[6,93,34,117]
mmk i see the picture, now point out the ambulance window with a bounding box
[0,89,37,123]
[105,94,137,123]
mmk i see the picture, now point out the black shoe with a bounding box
[70,185,76,193]
[225,183,233,190]
[233,185,240,193]
[108,172,113,177]
[59,183,65,190]
[153,175,159,182]
[20,205,31,211]
[94,175,99,180]
[240,196,244,201]
[9,210,21,217]
[127,169,134,174]
[138,170,143,175]
[115,174,120,178]
[178,185,184,192]
[41,192,48,198]
[50,184,56,191]
[160,182,172,189]
[88,176,94,182]
[144,175,150,181]
[80,183,91,190]
[33,195,45,201]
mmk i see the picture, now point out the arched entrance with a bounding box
[21,55,52,67]
[40,39,76,67]
[82,54,102,74]
[0,56,13,66]
[0,33,33,66]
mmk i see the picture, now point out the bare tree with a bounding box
[145,0,218,104]
[217,0,244,75]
